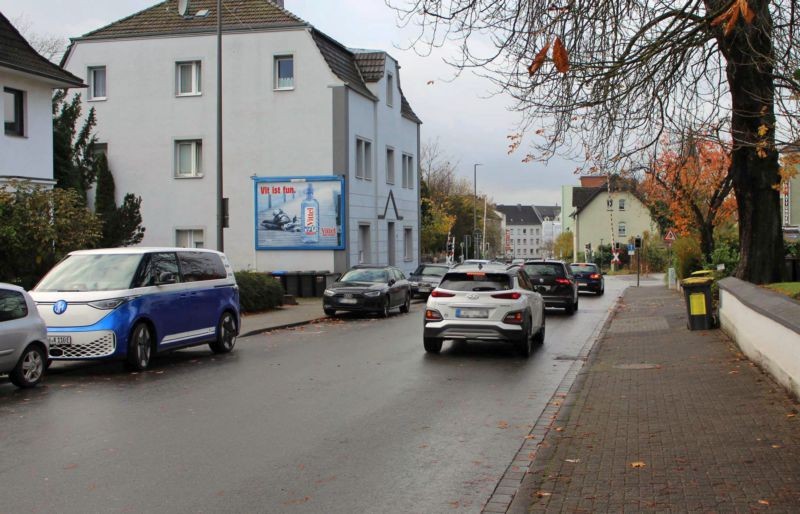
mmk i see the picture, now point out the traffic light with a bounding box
[635,236,642,249]
[614,241,621,251]
[584,242,592,253]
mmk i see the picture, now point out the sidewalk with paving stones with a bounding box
[239,298,326,337]
[502,286,800,513]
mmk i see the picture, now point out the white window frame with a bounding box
[402,153,414,189]
[176,228,205,248]
[176,61,202,96]
[386,73,394,107]
[174,139,203,178]
[356,137,372,180]
[88,66,107,101]
[618,198,626,211]
[274,55,294,90]
[618,222,627,237]
[404,227,413,261]
[386,147,395,184]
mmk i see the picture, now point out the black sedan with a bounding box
[408,263,450,298]
[523,260,579,315]
[323,265,411,317]
[570,262,605,295]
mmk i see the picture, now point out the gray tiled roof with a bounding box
[533,205,561,221]
[0,12,84,87]
[78,0,305,40]
[496,205,542,226]
[353,52,385,81]
[310,30,377,101]
[572,176,645,215]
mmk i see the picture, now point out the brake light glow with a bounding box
[555,277,571,285]
[425,309,443,321]
[590,273,601,279]
[503,311,524,324]
[430,290,455,298]
[466,272,486,277]
[492,292,521,300]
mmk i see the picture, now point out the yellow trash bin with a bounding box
[680,277,714,330]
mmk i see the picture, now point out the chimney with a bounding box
[274,0,284,7]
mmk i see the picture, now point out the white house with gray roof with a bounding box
[61,0,421,275]
[1,12,85,187]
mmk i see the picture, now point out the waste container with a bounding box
[313,270,331,297]
[690,269,714,278]
[284,272,301,297]
[270,271,288,294]
[300,271,315,298]
[681,277,714,330]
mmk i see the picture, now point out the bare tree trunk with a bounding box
[715,0,784,284]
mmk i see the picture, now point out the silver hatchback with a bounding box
[0,283,48,388]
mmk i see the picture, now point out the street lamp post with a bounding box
[473,163,482,259]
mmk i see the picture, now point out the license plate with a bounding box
[418,286,431,292]
[48,335,72,345]
[455,308,489,319]
[339,298,357,305]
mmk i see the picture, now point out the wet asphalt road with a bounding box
[0,277,634,513]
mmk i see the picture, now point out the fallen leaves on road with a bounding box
[758,499,770,505]
[525,435,537,440]
[497,421,509,429]
[536,491,552,498]
[565,459,580,463]
[283,496,310,506]
[630,461,646,468]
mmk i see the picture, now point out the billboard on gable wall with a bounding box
[253,176,345,250]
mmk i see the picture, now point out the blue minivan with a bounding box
[30,248,240,370]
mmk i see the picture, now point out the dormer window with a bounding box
[386,73,394,107]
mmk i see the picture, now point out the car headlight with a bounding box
[323,289,336,297]
[364,290,382,297]
[88,297,137,310]
[409,281,419,287]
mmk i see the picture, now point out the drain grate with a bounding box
[613,363,661,370]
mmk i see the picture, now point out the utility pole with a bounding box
[216,0,225,251]
[473,163,482,258]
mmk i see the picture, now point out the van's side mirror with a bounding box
[158,271,176,284]
[388,278,396,286]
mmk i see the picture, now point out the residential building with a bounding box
[569,176,658,259]
[533,205,561,257]
[62,0,421,274]
[496,204,544,259]
[1,12,84,187]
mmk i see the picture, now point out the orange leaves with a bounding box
[552,38,570,73]
[528,37,569,76]
[630,461,647,468]
[711,0,756,36]
[528,42,550,76]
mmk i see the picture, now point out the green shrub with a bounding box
[672,235,703,279]
[707,242,739,278]
[234,271,284,313]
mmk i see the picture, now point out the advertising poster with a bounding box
[254,176,345,250]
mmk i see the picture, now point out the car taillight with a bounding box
[430,290,455,298]
[492,292,521,300]
[590,273,601,279]
[555,277,571,285]
[503,311,524,324]
[425,309,443,321]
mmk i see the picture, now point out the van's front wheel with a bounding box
[210,311,237,354]
[126,322,154,371]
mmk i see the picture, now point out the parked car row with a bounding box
[1,247,240,388]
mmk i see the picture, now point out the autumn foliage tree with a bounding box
[390,0,799,283]
[642,135,737,260]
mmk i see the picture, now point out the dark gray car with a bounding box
[323,265,411,317]
[408,263,450,298]
[523,260,579,315]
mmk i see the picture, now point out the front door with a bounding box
[387,222,396,266]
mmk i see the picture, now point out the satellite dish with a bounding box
[178,0,190,16]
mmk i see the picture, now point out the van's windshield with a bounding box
[34,254,143,292]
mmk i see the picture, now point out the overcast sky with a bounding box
[0,0,582,207]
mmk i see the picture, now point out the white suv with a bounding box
[423,265,545,357]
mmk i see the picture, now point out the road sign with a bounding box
[664,229,677,242]
[611,250,621,264]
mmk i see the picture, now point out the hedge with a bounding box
[234,271,284,313]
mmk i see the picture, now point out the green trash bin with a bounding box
[681,277,714,330]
